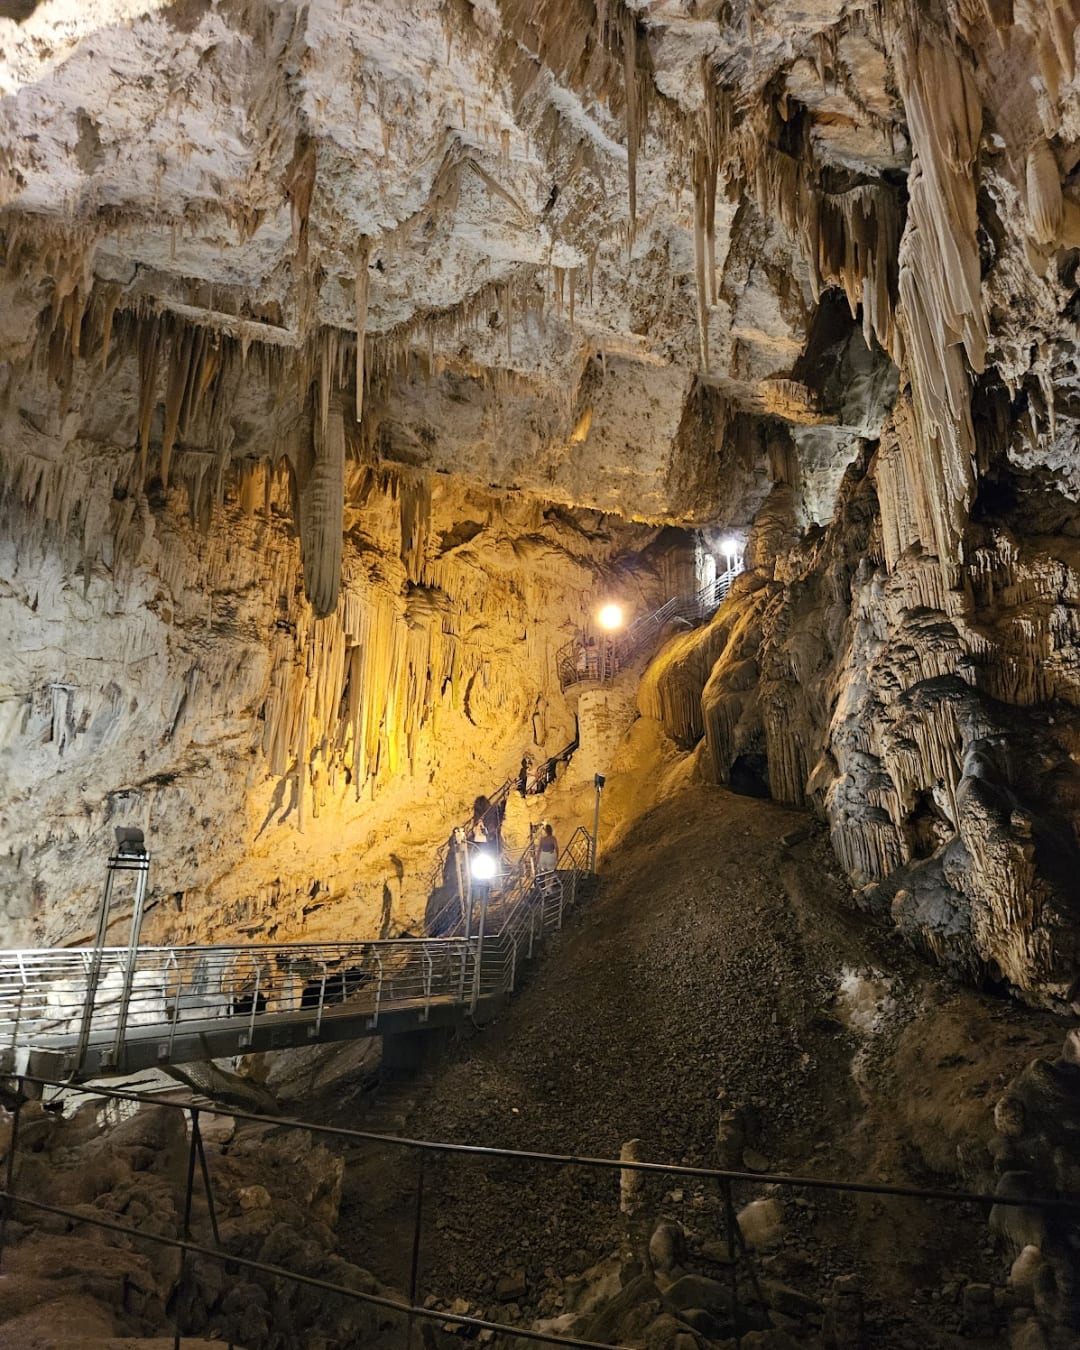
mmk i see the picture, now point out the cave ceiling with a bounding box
[0,0,912,548]
[6,1,1080,982]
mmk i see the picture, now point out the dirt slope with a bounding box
[318,785,1064,1345]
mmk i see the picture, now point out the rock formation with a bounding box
[0,0,1079,1011]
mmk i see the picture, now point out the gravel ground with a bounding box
[311,784,1065,1346]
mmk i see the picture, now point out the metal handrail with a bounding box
[557,562,744,691]
[5,1074,1080,1349]
[0,827,599,1078]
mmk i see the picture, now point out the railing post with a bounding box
[110,848,151,1068]
[242,962,262,1048]
[166,951,181,1058]
[469,889,488,1015]
[722,1176,740,1345]
[192,1111,221,1247]
[591,773,605,871]
[421,947,433,1022]
[0,1082,24,1270]
[454,828,473,941]
[406,1151,425,1350]
[74,863,119,1075]
[366,955,384,1029]
[174,1105,201,1349]
[312,963,328,1036]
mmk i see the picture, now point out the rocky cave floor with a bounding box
[293,787,1070,1350]
[2,787,1075,1350]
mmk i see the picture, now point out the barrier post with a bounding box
[0,1083,24,1269]
[406,1151,425,1349]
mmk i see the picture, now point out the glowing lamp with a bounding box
[720,536,738,558]
[470,850,497,881]
[597,603,624,631]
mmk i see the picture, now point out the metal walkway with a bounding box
[557,561,745,691]
[0,829,595,1082]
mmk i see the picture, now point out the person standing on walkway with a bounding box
[537,822,558,892]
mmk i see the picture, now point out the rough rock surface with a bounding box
[302,781,1074,1348]
[2,0,1079,994]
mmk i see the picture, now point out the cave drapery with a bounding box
[1,0,1079,1005]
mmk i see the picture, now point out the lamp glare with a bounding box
[470,851,497,881]
[598,603,623,631]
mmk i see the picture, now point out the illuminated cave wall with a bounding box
[2,0,1080,999]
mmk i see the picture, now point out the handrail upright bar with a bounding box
[166,951,181,1056]
[74,853,125,1073]
[313,963,328,1036]
[421,947,433,1022]
[244,961,262,1047]
[366,954,384,1029]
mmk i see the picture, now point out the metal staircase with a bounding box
[556,561,744,692]
[0,824,597,1083]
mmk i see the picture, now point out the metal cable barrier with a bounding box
[3,1075,1080,1350]
[557,564,745,692]
[0,831,597,1081]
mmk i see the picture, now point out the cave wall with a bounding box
[2,0,1080,1000]
[0,330,669,946]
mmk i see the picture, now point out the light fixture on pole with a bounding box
[597,603,624,631]
[720,536,739,573]
[76,827,150,1075]
[470,849,497,882]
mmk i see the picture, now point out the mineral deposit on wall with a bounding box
[1,0,1078,1005]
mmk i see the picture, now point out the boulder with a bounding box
[495,1270,528,1303]
[761,1279,823,1319]
[648,1221,688,1277]
[642,1312,702,1349]
[1009,1246,1045,1304]
[663,1273,732,1317]
[582,1274,661,1344]
[737,1198,784,1250]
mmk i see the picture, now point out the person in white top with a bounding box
[537,823,558,892]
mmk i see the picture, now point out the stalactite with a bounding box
[98,284,121,372]
[297,391,345,618]
[1026,139,1063,244]
[160,324,194,488]
[354,238,370,422]
[692,146,710,373]
[137,316,161,481]
[621,5,640,245]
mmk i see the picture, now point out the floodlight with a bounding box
[597,603,623,631]
[470,850,498,881]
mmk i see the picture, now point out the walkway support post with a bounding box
[591,774,605,871]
